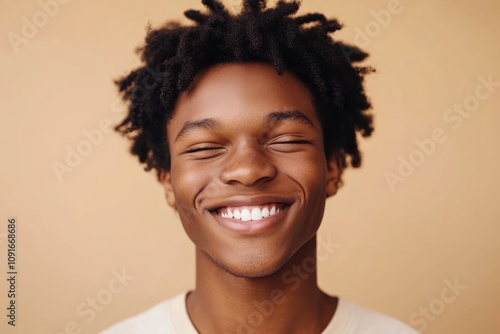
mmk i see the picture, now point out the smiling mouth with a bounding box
[213,203,288,222]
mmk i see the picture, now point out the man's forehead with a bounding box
[174,63,314,111]
[181,62,309,95]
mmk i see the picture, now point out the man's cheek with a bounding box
[300,170,327,191]
[172,171,201,199]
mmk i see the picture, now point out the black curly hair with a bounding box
[115,0,374,182]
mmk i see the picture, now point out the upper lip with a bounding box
[205,195,295,212]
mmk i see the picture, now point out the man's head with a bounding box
[115,0,374,181]
[115,0,374,277]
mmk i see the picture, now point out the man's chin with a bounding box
[216,255,292,279]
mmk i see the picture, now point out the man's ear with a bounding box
[160,170,177,210]
[326,154,342,198]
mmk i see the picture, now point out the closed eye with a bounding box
[268,138,314,152]
[184,146,221,153]
[272,140,313,144]
[182,145,226,158]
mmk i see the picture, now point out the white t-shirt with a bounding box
[100,293,418,334]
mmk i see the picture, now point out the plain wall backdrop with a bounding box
[1,0,499,333]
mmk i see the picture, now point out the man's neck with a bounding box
[186,237,338,334]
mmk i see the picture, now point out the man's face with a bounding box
[163,63,339,278]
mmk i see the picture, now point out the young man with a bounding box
[102,0,418,333]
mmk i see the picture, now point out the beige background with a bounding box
[1,0,499,333]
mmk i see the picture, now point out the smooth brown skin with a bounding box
[161,63,340,333]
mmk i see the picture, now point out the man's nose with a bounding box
[219,144,277,186]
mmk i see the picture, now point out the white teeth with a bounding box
[251,208,262,220]
[261,207,269,217]
[218,205,284,221]
[241,209,251,221]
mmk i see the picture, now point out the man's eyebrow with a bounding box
[175,118,221,142]
[265,110,316,128]
[174,111,314,142]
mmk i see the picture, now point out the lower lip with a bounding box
[211,206,290,234]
